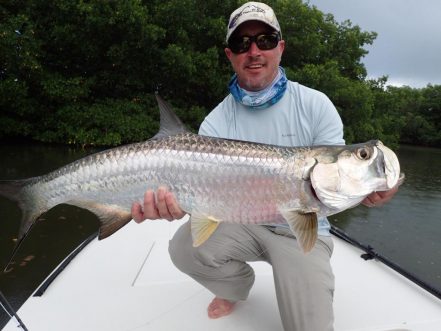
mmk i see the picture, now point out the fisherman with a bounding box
[132,2,398,330]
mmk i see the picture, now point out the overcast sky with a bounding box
[306,0,441,88]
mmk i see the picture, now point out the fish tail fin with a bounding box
[0,178,44,271]
[280,209,318,253]
[0,178,43,238]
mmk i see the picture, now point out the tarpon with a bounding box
[0,95,402,255]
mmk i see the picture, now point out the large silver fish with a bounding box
[0,95,402,254]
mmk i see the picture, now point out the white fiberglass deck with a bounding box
[4,217,441,331]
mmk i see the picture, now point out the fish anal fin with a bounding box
[98,209,132,240]
[66,200,132,240]
[190,213,221,247]
[280,209,318,253]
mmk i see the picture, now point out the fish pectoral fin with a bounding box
[280,209,318,253]
[66,200,132,240]
[190,213,220,247]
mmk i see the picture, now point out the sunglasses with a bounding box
[228,33,280,54]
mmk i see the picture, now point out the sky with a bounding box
[306,0,441,88]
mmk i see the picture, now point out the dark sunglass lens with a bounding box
[256,34,279,50]
[229,36,251,54]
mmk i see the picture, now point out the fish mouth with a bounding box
[376,141,401,189]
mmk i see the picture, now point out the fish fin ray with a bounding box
[153,94,189,139]
[280,209,318,253]
[66,200,132,240]
[190,212,220,247]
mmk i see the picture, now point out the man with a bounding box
[132,2,398,330]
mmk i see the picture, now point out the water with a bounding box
[0,142,440,327]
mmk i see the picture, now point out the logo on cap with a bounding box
[229,4,266,29]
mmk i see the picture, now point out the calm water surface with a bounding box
[0,142,440,327]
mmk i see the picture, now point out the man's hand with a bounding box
[362,173,404,208]
[131,186,186,223]
[362,186,399,208]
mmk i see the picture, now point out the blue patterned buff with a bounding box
[229,66,288,110]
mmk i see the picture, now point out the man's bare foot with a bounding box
[207,297,236,319]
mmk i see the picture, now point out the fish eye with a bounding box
[356,147,371,160]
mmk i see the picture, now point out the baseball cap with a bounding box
[226,2,281,42]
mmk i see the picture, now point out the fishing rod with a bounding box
[330,225,441,300]
[0,290,28,331]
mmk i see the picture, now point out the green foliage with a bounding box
[419,85,441,145]
[0,0,439,147]
[34,96,159,146]
[366,82,441,147]
[274,0,376,80]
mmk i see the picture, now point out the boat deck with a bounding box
[3,218,441,331]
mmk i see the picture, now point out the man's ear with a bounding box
[225,47,233,61]
[278,40,285,54]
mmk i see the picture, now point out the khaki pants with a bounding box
[169,221,334,331]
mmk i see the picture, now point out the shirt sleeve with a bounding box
[199,118,219,137]
[198,98,231,138]
[311,93,345,146]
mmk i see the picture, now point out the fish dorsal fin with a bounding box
[153,94,189,139]
[280,209,318,253]
[190,212,221,247]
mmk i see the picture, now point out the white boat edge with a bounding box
[3,217,441,331]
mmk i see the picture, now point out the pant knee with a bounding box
[169,230,189,272]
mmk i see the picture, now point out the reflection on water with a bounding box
[0,142,440,327]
